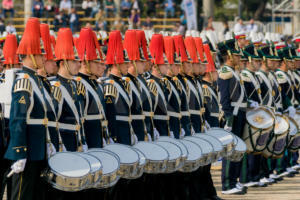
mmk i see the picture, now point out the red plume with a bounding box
[184,36,199,63]
[136,30,149,61]
[77,28,97,61]
[105,30,124,65]
[203,43,216,72]
[55,28,75,60]
[3,34,19,65]
[194,37,205,62]
[163,36,175,64]
[149,34,165,65]
[173,35,188,63]
[40,23,54,60]
[124,30,139,61]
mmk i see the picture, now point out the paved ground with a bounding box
[212,168,300,200]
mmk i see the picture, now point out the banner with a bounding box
[183,0,197,30]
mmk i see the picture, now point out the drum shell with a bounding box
[130,149,147,179]
[288,134,300,152]
[118,162,139,179]
[95,170,119,189]
[144,160,168,174]
[262,131,288,158]
[178,159,201,173]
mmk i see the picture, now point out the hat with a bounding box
[136,30,149,61]
[91,30,104,62]
[194,37,205,62]
[258,45,280,61]
[234,31,246,40]
[184,36,199,63]
[77,28,98,61]
[243,44,262,61]
[3,34,19,65]
[55,28,75,60]
[163,36,175,65]
[149,34,165,65]
[17,17,41,55]
[173,35,188,63]
[40,24,54,61]
[123,30,139,61]
[275,42,286,50]
[293,36,300,43]
[277,47,293,61]
[203,43,216,73]
[50,35,56,49]
[105,30,124,65]
[225,39,240,55]
[290,47,300,60]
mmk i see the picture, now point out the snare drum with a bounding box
[44,152,91,192]
[286,116,300,152]
[104,144,140,179]
[77,153,102,188]
[262,114,289,158]
[243,107,275,153]
[155,141,183,173]
[134,142,169,174]
[194,133,223,162]
[132,148,147,179]
[184,136,214,166]
[227,136,247,162]
[88,149,120,188]
[178,139,202,173]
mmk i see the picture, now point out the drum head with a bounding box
[234,136,247,152]
[104,144,139,164]
[194,134,223,152]
[274,115,289,135]
[48,152,90,178]
[287,117,299,136]
[134,148,147,165]
[181,139,202,161]
[155,141,182,160]
[184,136,213,155]
[158,136,188,158]
[88,150,120,175]
[78,153,102,173]
[134,142,169,161]
[206,128,234,146]
[246,107,274,129]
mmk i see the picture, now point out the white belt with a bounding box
[85,114,103,121]
[231,102,247,108]
[210,113,219,118]
[116,115,132,122]
[143,111,154,117]
[153,115,170,120]
[168,111,181,118]
[48,121,59,128]
[181,111,190,116]
[189,110,201,115]
[59,123,80,131]
[131,115,145,120]
[27,118,48,126]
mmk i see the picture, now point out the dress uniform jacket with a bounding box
[177,74,192,136]
[104,74,132,145]
[268,72,283,112]
[124,73,146,141]
[275,69,294,110]
[256,70,275,108]
[240,69,262,104]
[5,66,48,161]
[50,75,86,152]
[147,74,170,136]
[165,76,181,139]
[137,74,154,138]
[78,73,104,148]
[290,70,300,105]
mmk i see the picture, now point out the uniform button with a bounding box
[24,148,27,152]
[16,149,20,153]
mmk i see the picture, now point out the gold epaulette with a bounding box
[104,84,117,98]
[202,84,211,99]
[147,79,157,96]
[123,77,131,94]
[240,71,251,82]
[13,76,32,95]
[219,66,233,80]
[51,82,62,102]
[173,77,182,93]
[162,78,171,92]
[76,81,86,96]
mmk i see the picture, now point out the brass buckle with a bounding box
[43,118,48,126]
[76,124,81,131]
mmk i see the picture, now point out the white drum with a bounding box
[184,136,214,166]
[194,133,223,162]
[104,144,140,179]
[45,152,91,192]
[77,153,102,188]
[227,135,247,162]
[88,149,120,188]
[178,139,202,173]
[286,116,300,152]
[131,148,147,179]
[155,141,183,173]
[133,141,169,174]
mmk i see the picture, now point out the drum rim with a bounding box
[205,128,234,145]
[103,143,140,165]
[246,106,275,129]
[181,139,203,161]
[48,152,91,179]
[77,152,103,172]
[274,114,290,135]
[286,115,300,136]
[155,141,183,161]
[184,136,214,155]
[133,141,169,161]
[132,147,147,166]
[194,134,223,152]
[158,136,188,158]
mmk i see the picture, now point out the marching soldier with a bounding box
[217,39,247,195]
[4,17,48,200]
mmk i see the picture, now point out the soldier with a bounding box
[4,17,48,200]
[217,39,247,195]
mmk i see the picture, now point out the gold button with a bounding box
[16,149,20,153]
[24,148,27,152]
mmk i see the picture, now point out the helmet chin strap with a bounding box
[133,61,138,75]
[63,59,72,76]
[154,64,162,77]
[85,60,92,75]
[116,64,123,76]
[30,54,38,69]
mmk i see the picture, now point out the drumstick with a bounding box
[7,170,14,178]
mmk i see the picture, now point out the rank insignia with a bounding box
[18,96,26,104]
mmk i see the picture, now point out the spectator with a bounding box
[129,9,140,29]
[82,0,93,17]
[112,16,124,32]
[44,0,56,18]
[32,0,44,18]
[85,22,92,29]
[131,0,143,12]
[145,0,158,17]
[95,9,107,31]
[222,20,230,35]
[205,16,215,31]
[234,18,247,33]
[164,0,175,18]
[247,18,258,32]
[54,11,67,31]
[0,9,5,19]
[121,0,132,17]
[5,22,16,34]
[142,16,153,30]
[69,8,79,33]
[0,19,5,34]
[2,0,14,18]
[59,0,72,14]
[104,0,116,17]
[91,0,101,18]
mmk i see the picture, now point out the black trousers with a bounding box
[0,158,11,200]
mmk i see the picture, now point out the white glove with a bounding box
[191,127,196,135]
[102,138,107,147]
[180,128,186,139]
[109,138,115,144]
[47,143,56,158]
[11,159,27,174]
[131,133,138,145]
[249,100,259,109]
[205,120,211,130]
[59,144,67,152]
[147,133,152,142]
[82,144,88,152]
[153,128,160,141]
[134,134,138,145]
[203,126,208,132]
[224,125,232,132]
[169,131,175,138]
[288,106,296,118]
